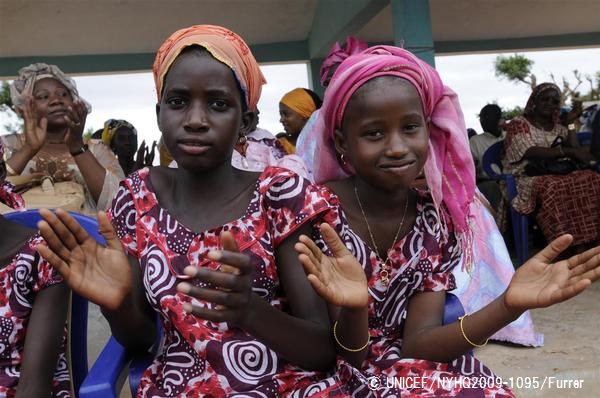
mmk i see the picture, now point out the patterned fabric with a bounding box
[319,37,368,86]
[2,135,125,213]
[320,188,515,397]
[502,116,600,244]
[0,234,69,397]
[109,167,346,397]
[152,25,266,110]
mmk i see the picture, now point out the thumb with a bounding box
[531,234,573,264]
[320,223,349,257]
[220,230,240,253]
[39,117,48,133]
[97,211,122,250]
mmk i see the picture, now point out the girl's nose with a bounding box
[385,133,409,157]
[185,104,209,130]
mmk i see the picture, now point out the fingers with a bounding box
[568,249,600,283]
[177,282,248,308]
[36,244,71,279]
[202,232,252,275]
[306,274,331,299]
[220,231,240,253]
[38,209,80,257]
[319,223,350,257]
[297,252,324,280]
[531,234,573,264]
[182,266,245,290]
[550,279,591,304]
[298,233,323,263]
[97,211,123,250]
[54,208,90,245]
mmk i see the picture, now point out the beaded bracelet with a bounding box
[458,314,489,347]
[333,321,370,352]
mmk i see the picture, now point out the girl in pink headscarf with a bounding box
[0,140,70,397]
[295,46,600,397]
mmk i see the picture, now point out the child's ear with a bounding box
[240,111,256,135]
[155,104,162,132]
[333,129,347,156]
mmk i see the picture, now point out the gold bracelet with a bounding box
[5,162,17,176]
[458,314,489,347]
[333,321,370,352]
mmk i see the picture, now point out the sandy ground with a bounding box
[476,281,600,398]
[85,272,600,398]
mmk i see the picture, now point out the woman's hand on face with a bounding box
[504,234,600,314]
[20,96,47,154]
[64,99,88,151]
[295,223,369,309]
[36,209,132,311]
[177,231,255,327]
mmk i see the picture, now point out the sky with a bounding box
[2,47,600,149]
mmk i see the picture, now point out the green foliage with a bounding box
[494,54,536,88]
[0,81,13,112]
[501,105,523,121]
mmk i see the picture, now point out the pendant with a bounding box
[241,155,249,169]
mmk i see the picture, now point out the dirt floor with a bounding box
[476,281,600,398]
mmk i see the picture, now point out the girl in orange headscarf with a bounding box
[278,88,322,154]
[36,25,346,397]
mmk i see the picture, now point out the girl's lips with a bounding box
[177,142,211,155]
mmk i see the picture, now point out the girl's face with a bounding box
[32,78,74,128]
[534,89,560,120]
[335,76,429,190]
[279,103,307,137]
[157,49,251,172]
[113,127,138,159]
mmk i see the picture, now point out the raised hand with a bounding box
[135,140,147,170]
[176,231,254,326]
[145,141,157,166]
[63,99,88,152]
[295,223,368,309]
[20,96,47,154]
[36,208,132,311]
[505,234,600,312]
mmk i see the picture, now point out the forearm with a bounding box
[241,293,336,371]
[101,292,157,352]
[523,146,565,160]
[402,293,522,362]
[332,306,369,368]
[72,150,107,202]
[6,146,36,175]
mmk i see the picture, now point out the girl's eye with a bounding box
[166,97,186,107]
[404,124,421,132]
[211,99,228,110]
[364,130,384,139]
[35,94,49,101]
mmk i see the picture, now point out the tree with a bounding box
[494,54,537,90]
[0,81,23,135]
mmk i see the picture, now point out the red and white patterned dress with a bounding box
[320,188,515,397]
[110,167,346,397]
[501,116,600,245]
[0,234,70,398]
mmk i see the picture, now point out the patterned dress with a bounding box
[502,116,600,245]
[110,167,346,397]
[0,234,70,398]
[320,189,515,397]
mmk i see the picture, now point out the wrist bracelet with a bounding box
[458,314,489,347]
[333,320,370,352]
[70,144,89,157]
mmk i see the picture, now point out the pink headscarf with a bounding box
[319,37,368,86]
[0,140,25,211]
[310,45,475,250]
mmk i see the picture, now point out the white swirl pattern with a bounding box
[223,341,278,386]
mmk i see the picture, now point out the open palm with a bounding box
[505,234,600,312]
[36,209,132,311]
[295,223,368,309]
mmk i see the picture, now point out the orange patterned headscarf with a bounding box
[152,25,266,111]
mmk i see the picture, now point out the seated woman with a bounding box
[277,88,322,154]
[501,83,600,252]
[4,63,125,213]
[0,140,70,397]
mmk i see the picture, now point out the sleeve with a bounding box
[89,141,126,211]
[263,169,332,247]
[108,179,139,256]
[421,227,461,293]
[503,117,537,164]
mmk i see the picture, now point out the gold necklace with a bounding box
[354,185,409,286]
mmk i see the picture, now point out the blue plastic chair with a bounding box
[482,141,529,265]
[81,292,464,397]
[5,210,105,397]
